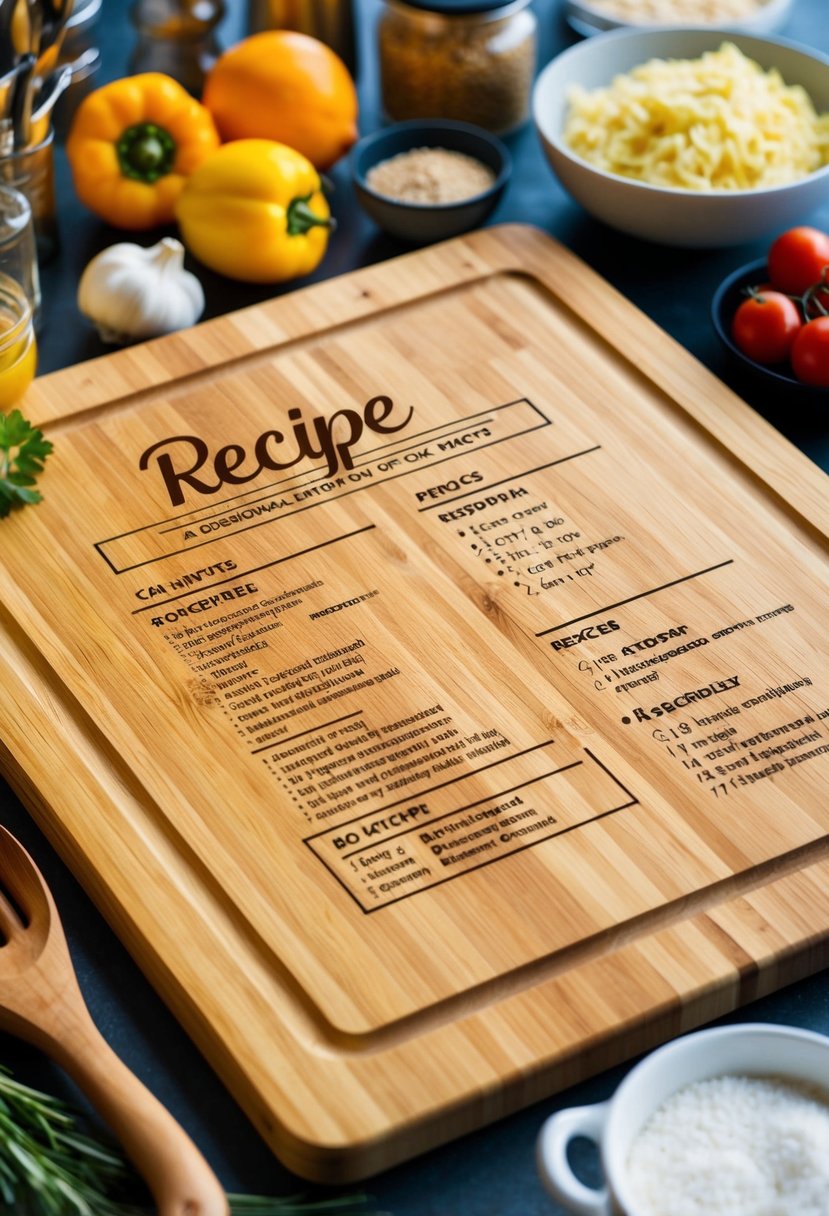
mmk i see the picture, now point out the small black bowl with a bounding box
[351,119,512,244]
[711,259,828,404]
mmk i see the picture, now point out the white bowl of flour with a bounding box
[536,1022,829,1216]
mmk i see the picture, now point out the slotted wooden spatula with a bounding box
[0,823,228,1216]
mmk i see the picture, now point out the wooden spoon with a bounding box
[0,824,229,1216]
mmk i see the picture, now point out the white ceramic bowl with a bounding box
[538,1023,829,1215]
[565,0,793,38]
[532,28,829,247]
[351,119,512,243]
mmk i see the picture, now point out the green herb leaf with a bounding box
[228,1196,391,1215]
[0,409,53,517]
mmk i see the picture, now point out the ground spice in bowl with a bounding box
[351,118,510,240]
[365,146,496,203]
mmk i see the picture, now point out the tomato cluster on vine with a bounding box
[731,226,829,388]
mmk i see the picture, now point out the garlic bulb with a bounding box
[77,237,204,344]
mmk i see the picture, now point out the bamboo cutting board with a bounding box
[2,225,829,1181]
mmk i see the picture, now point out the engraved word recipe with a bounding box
[139,396,414,507]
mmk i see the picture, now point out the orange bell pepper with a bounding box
[66,73,220,230]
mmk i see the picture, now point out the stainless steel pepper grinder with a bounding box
[247,0,356,76]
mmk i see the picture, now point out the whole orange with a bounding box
[202,31,358,171]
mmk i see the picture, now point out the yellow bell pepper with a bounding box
[66,73,221,230]
[175,139,332,283]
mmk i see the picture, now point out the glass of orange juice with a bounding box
[0,273,37,409]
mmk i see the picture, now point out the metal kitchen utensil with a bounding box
[25,0,44,57]
[0,824,229,1216]
[0,0,31,73]
[33,0,74,77]
[0,58,36,152]
[29,57,72,131]
[9,51,35,148]
[51,43,99,137]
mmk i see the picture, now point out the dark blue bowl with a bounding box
[351,119,512,244]
[711,258,829,404]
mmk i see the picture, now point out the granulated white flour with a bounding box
[627,1075,829,1216]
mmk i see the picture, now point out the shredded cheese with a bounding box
[563,42,829,190]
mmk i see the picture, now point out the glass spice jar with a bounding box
[247,0,357,77]
[129,0,226,96]
[378,0,537,135]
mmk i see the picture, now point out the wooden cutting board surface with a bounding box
[2,225,829,1180]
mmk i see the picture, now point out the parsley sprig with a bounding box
[0,1067,388,1216]
[0,410,53,517]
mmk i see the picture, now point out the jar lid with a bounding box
[394,0,525,13]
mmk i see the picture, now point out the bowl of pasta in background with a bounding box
[532,27,829,247]
[564,0,794,38]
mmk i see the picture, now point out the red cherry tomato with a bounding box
[790,316,829,388]
[731,290,803,364]
[767,226,829,296]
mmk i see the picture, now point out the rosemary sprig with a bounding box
[0,1068,140,1216]
[0,1068,388,1216]
[229,1199,389,1216]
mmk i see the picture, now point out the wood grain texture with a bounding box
[1,225,828,1179]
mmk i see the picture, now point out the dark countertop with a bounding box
[4,1,829,1213]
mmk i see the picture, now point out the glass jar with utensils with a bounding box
[0,0,78,263]
[0,184,40,328]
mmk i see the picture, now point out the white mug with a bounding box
[536,1022,829,1215]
